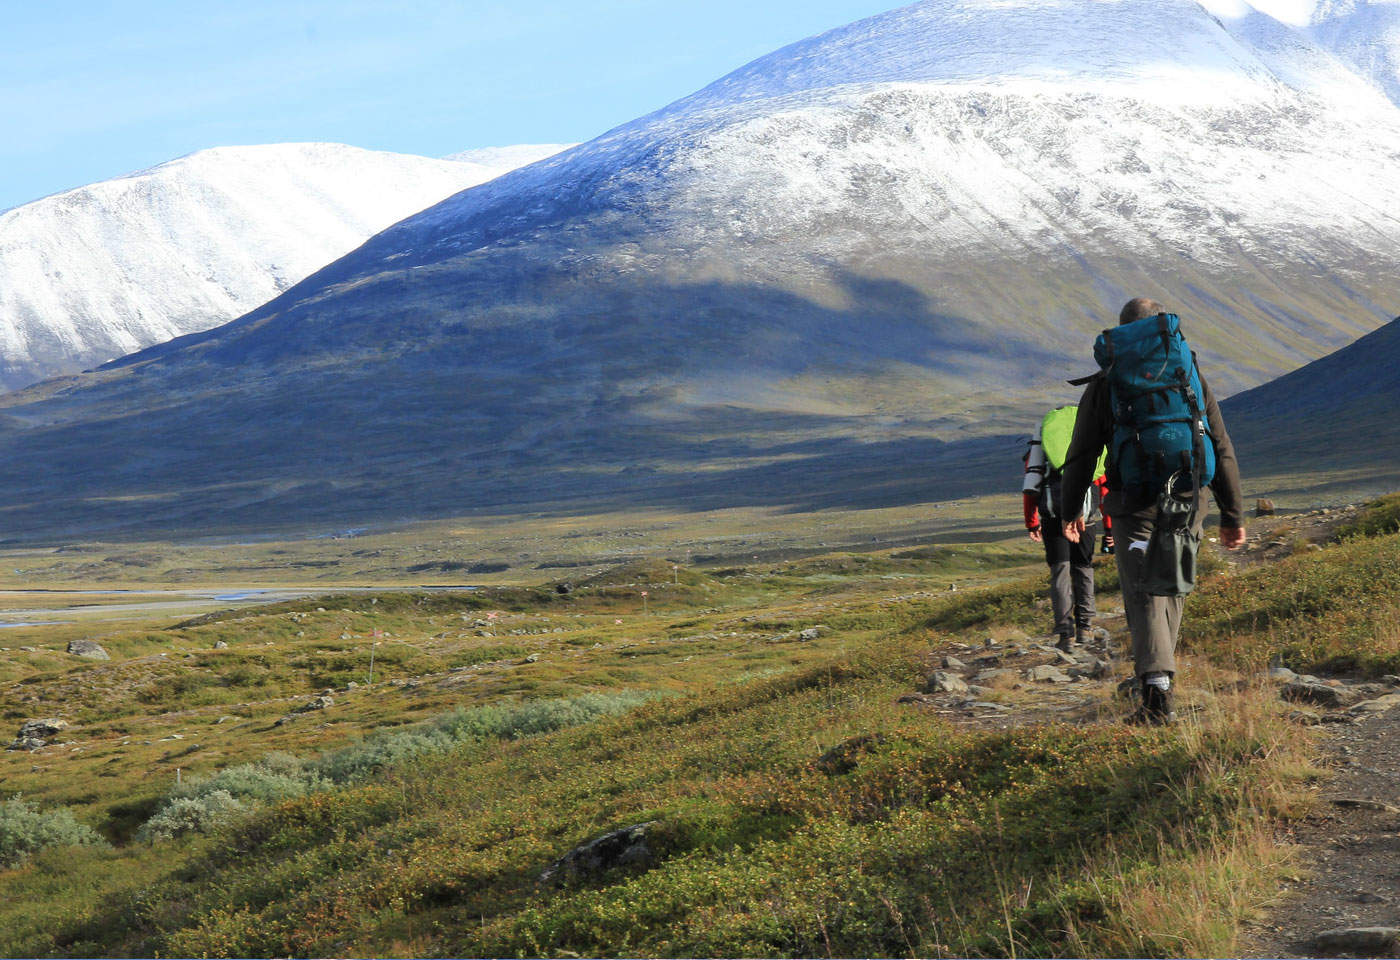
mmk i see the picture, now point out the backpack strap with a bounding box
[1067,371,1101,386]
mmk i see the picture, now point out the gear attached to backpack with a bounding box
[1093,313,1215,502]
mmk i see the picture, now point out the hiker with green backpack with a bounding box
[1022,405,1112,653]
[1059,298,1246,725]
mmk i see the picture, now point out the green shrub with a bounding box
[313,691,652,783]
[1340,494,1400,539]
[0,796,106,868]
[170,753,328,806]
[137,790,245,842]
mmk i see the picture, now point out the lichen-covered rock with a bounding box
[540,821,659,885]
[923,671,969,695]
[17,719,68,739]
[66,639,108,660]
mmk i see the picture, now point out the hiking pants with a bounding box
[1111,507,1205,677]
[1041,517,1096,639]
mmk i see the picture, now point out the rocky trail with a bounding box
[896,503,1400,959]
[1244,703,1400,958]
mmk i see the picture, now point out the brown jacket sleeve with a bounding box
[1201,373,1244,529]
[1059,376,1111,520]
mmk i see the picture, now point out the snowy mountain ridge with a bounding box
[0,0,1398,538]
[0,141,568,391]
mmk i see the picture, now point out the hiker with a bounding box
[1022,406,1113,652]
[1059,297,1246,725]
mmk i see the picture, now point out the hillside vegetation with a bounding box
[2,500,1399,956]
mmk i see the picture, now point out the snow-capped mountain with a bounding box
[1310,0,1400,106]
[2,0,1399,539]
[0,142,569,390]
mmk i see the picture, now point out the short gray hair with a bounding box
[1119,297,1166,325]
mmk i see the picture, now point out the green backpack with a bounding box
[1040,406,1106,477]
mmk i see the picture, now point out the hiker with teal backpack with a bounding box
[1022,406,1113,653]
[1060,298,1246,725]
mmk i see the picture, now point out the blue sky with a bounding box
[0,0,1321,213]
[1,0,903,211]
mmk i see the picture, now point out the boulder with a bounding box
[798,626,826,641]
[6,736,46,751]
[1311,927,1400,957]
[540,821,659,885]
[297,695,333,712]
[17,718,68,739]
[1282,681,1346,708]
[942,655,967,670]
[1027,665,1072,683]
[66,639,109,660]
[923,671,969,695]
[214,640,229,649]
[1266,666,1298,683]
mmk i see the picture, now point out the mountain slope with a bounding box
[2,0,1400,539]
[1311,0,1400,106]
[0,142,567,390]
[1225,315,1400,486]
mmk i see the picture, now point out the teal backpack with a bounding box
[1093,313,1215,498]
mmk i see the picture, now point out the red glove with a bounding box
[1023,491,1040,531]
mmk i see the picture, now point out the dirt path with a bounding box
[1240,706,1400,958]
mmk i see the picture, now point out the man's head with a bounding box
[1119,297,1166,325]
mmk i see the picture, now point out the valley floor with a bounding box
[0,495,1397,957]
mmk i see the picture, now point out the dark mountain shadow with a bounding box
[0,270,1062,542]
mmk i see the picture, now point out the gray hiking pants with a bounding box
[1111,507,1206,677]
[1042,519,1096,639]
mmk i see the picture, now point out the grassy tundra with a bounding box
[1,498,1396,957]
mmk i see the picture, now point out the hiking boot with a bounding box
[1127,683,1176,726]
[1075,629,1094,648]
[1056,634,1075,654]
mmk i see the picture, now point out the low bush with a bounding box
[136,790,245,842]
[137,693,656,840]
[1340,494,1400,539]
[170,752,328,806]
[0,796,107,868]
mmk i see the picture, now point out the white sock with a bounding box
[1143,672,1171,691]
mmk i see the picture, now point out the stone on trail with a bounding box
[972,668,1012,683]
[1282,680,1347,708]
[540,821,659,885]
[942,655,967,670]
[1330,798,1400,813]
[1349,694,1400,715]
[923,671,969,695]
[66,639,109,660]
[1026,665,1072,683]
[1311,927,1400,957]
[297,695,333,713]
